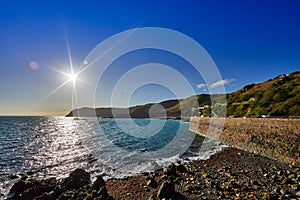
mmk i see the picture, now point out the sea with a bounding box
[0,116,226,196]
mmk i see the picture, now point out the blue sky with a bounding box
[0,0,299,115]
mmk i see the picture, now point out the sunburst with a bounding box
[42,28,82,110]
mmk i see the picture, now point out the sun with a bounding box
[68,72,78,84]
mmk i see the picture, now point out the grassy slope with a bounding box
[226,71,300,117]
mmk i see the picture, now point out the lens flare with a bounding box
[68,72,78,84]
[29,61,39,70]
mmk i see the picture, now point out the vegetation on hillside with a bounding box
[226,71,300,117]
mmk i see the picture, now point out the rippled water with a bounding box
[0,116,225,196]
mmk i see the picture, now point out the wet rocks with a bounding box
[8,180,26,196]
[6,169,113,200]
[63,168,90,190]
[6,148,300,200]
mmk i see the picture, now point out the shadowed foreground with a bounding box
[6,148,300,199]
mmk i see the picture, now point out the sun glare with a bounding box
[68,72,78,84]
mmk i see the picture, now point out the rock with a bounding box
[183,185,201,194]
[33,191,56,200]
[20,187,40,200]
[107,196,114,200]
[147,178,158,188]
[274,187,281,193]
[176,165,188,173]
[161,175,168,180]
[148,195,155,200]
[291,184,300,191]
[176,165,187,173]
[21,182,54,200]
[98,187,109,199]
[9,180,26,196]
[251,180,259,185]
[92,176,106,191]
[157,181,175,198]
[91,190,98,198]
[143,185,151,191]
[164,165,177,177]
[9,174,19,180]
[63,169,90,190]
[57,190,76,200]
[282,178,292,184]
[280,188,287,195]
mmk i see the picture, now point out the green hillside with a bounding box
[226,71,300,117]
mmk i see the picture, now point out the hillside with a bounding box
[66,71,300,118]
[66,100,181,118]
[66,94,212,118]
[226,71,300,117]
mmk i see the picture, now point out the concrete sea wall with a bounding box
[189,117,300,166]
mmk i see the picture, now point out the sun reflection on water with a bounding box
[21,117,91,179]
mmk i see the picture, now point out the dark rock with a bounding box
[9,180,26,196]
[161,175,168,180]
[148,195,155,200]
[9,174,19,180]
[157,181,175,198]
[144,185,151,191]
[251,180,259,185]
[176,165,187,173]
[147,178,158,188]
[53,185,64,197]
[145,175,153,181]
[33,191,56,200]
[20,187,40,200]
[98,187,109,199]
[91,190,98,198]
[57,190,76,200]
[164,165,177,177]
[20,180,55,200]
[291,184,300,191]
[63,168,90,190]
[92,176,106,191]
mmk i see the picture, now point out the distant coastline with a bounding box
[66,71,300,119]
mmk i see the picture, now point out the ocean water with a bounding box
[0,116,225,196]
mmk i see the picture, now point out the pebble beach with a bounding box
[6,147,300,200]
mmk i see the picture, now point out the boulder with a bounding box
[92,176,106,191]
[147,178,158,188]
[9,180,26,196]
[63,169,90,190]
[176,165,187,173]
[157,181,175,198]
[97,187,109,199]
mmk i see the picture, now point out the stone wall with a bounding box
[189,117,300,166]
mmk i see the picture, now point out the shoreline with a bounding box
[5,147,300,200]
[105,147,300,199]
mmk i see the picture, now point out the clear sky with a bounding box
[0,0,299,115]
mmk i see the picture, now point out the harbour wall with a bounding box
[189,117,300,166]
